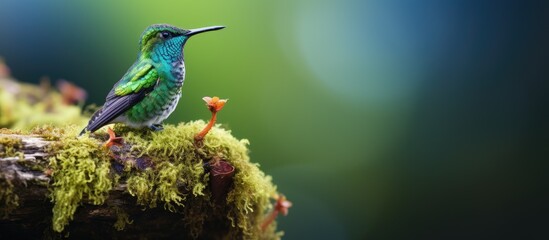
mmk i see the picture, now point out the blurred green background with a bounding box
[1,0,548,239]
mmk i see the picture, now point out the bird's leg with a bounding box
[104,127,124,148]
[149,124,164,131]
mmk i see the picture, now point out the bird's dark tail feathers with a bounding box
[79,107,106,136]
[78,128,87,136]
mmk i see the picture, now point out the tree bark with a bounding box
[0,134,228,239]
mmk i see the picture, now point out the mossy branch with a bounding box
[0,62,288,239]
[0,124,283,239]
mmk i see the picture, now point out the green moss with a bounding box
[47,126,114,232]
[113,207,133,231]
[31,125,68,141]
[0,88,17,127]
[0,175,19,217]
[0,128,22,134]
[0,136,23,216]
[119,121,278,239]
[0,80,88,130]
[17,157,46,172]
[126,162,188,211]
[0,136,23,158]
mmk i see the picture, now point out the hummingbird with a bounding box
[80,24,224,136]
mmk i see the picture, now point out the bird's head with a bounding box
[138,24,224,61]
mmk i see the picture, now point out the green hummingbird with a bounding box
[80,24,224,135]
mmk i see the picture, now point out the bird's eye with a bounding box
[159,31,172,39]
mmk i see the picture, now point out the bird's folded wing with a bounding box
[81,61,159,134]
[113,62,158,96]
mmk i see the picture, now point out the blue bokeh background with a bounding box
[1,0,548,239]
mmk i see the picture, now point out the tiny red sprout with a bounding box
[0,58,10,78]
[44,168,53,177]
[261,194,292,231]
[275,194,292,216]
[104,127,124,148]
[203,96,227,113]
[57,79,87,105]
[195,96,228,143]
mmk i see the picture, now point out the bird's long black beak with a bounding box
[186,26,225,37]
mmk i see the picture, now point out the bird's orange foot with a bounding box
[104,127,124,148]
